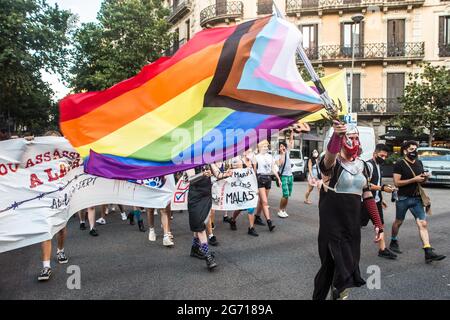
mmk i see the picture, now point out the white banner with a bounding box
[171,168,258,211]
[171,178,190,211]
[0,137,175,253]
[212,168,258,211]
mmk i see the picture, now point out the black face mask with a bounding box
[407,151,418,160]
[375,156,385,165]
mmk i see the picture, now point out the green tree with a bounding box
[69,0,171,92]
[395,63,450,145]
[299,65,325,83]
[0,0,74,134]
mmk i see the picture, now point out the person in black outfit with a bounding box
[389,141,446,263]
[361,144,397,260]
[313,122,384,300]
[187,165,231,270]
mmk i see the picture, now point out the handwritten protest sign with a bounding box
[0,137,175,253]
[212,168,258,211]
[171,168,258,212]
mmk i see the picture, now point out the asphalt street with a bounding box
[0,180,449,300]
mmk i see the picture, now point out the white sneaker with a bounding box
[163,235,174,247]
[167,231,174,240]
[277,211,287,218]
[120,212,127,221]
[283,210,289,217]
[96,217,106,225]
[148,228,156,241]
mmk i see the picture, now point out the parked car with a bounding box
[271,148,306,181]
[289,149,306,181]
[418,147,450,186]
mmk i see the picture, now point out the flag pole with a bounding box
[272,3,339,121]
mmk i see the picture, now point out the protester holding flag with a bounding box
[313,121,384,300]
[187,165,231,271]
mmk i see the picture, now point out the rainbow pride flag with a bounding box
[60,16,323,179]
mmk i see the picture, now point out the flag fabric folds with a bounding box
[60,16,323,179]
[302,70,349,124]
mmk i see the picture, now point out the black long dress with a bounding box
[187,166,212,233]
[312,157,369,300]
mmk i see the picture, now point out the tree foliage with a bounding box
[395,63,450,144]
[69,0,172,92]
[0,0,73,134]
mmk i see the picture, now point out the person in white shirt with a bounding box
[254,140,281,232]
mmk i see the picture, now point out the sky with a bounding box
[43,0,103,100]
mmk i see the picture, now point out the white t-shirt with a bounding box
[255,153,274,175]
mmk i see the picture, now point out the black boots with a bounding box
[424,247,446,264]
[205,253,217,271]
[389,239,402,254]
[267,219,275,232]
[378,248,397,260]
[138,220,146,232]
[254,215,265,226]
[248,227,259,237]
[127,212,135,225]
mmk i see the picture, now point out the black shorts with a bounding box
[257,175,272,190]
[361,201,384,227]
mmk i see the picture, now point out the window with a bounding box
[173,28,180,52]
[439,16,450,57]
[341,22,364,57]
[185,19,190,40]
[386,73,405,113]
[302,24,318,59]
[257,0,273,15]
[387,19,405,57]
[346,73,361,111]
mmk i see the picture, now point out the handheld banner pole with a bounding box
[272,3,340,121]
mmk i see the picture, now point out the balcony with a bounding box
[439,43,450,57]
[285,0,425,16]
[354,98,403,115]
[200,1,244,28]
[298,42,424,64]
[167,1,192,24]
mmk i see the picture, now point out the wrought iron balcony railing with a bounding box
[257,0,274,15]
[286,0,425,14]
[167,0,192,24]
[354,98,403,114]
[439,43,450,57]
[200,1,244,28]
[315,42,424,61]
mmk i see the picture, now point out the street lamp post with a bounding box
[349,14,364,114]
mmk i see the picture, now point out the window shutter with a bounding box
[439,16,445,45]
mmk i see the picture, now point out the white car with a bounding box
[418,147,450,185]
[289,149,306,181]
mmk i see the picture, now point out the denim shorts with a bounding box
[395,196,426,221]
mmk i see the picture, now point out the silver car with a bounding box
[418,147,450,185]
